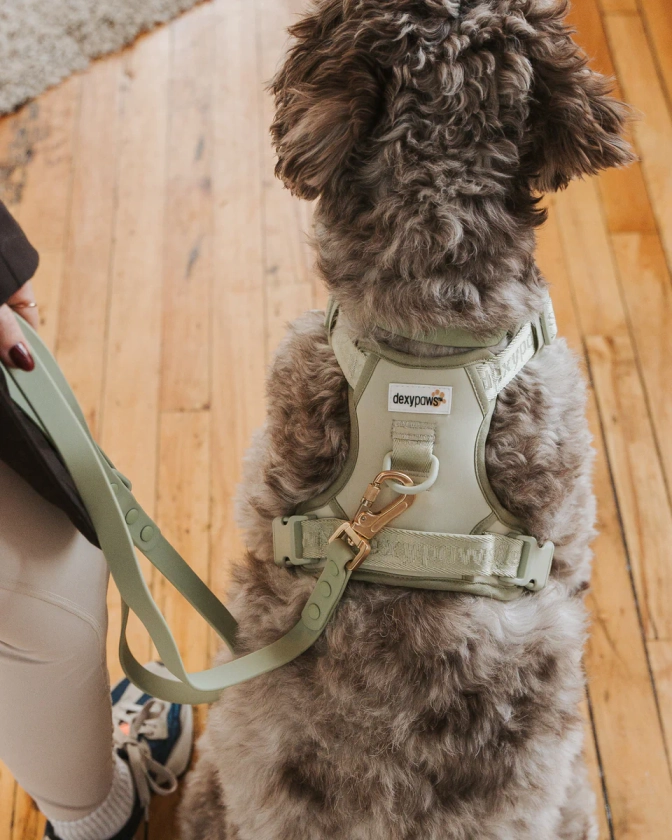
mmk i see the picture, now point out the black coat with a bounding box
[0,201,97,544]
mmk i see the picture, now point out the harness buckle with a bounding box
[273,514,316,567]
[329,470,416,571]
[508,535,555,591]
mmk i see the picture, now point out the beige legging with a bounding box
[0,460,114,822]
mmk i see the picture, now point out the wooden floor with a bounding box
[0,0,671,837]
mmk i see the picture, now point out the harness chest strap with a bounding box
[273,516,553,591]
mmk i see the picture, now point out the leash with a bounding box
[0,316,413,704]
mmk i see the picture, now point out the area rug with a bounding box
[0,0,205,114]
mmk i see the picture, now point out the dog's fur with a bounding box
[179,1,632,837]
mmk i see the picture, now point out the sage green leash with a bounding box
[1,317,357,705]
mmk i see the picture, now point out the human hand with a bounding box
[0,280,38,371]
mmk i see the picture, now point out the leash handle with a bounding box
[1,317,353,704]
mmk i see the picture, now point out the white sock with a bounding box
[51,754,135,840]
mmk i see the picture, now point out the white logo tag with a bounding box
[388,383,452,415]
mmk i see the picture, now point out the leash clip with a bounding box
[329,470,416,571]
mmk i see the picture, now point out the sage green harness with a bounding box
[0,301,556,705]
[275,298,557,599]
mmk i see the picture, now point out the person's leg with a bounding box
[0,460,134,834]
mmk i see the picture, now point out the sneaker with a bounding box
[44,662,194,840]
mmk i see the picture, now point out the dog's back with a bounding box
[181,2,631,838]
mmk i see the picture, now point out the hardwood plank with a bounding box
[610,233,672,516]
[584,391,672,838]
[8,77,81,349]
[648,641,672,763]
[149,409,211,840]
[101,28,171,679]
[541,194,672,833]
[581,697,612,840]
[160,2,214,412]
[209,0,267,603]
[603,12,672,266]
[637,0,672,111]
[599,0,637,11]
[568,0,657,236]
[258,0,315,356]
[56,54,123,435]
[0,760,16,840]
[554,178,624,338]
[586,333,672,640]
[11,790,43,840]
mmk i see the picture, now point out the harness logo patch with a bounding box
[388,383,452,415]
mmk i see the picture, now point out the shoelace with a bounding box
[113,698,178,818]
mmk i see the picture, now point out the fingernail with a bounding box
[9,343,35,372]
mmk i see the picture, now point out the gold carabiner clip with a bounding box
[328,470,416,571]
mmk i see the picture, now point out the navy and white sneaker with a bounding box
[45,662,193,840]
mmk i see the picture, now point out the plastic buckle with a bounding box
[510,535,554,591]
[272,515,315,567]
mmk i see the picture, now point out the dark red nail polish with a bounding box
[9,343,35,372]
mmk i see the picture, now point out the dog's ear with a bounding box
[523,0,634,192]
[270,0,383,200]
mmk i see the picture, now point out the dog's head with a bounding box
[271,0,633,330]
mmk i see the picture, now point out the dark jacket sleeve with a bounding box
[0,200,39,304]
[0,201,98,545]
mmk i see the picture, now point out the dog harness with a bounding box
[273,297,557,600]
[0,301,556,705]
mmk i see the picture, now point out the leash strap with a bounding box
[1,317,356,704]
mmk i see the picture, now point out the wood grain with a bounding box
[587,332,672,641]
[160,2,214,413]
[568,0,658,237]
[56,54,123,435]
[584,392,672,838]
[258,0,316,355]
[610,233,672,505]
[636,0,672,109]
[603,12,672,268]
[648,640,672,761]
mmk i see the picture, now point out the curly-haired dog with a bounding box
[179,1,632,837]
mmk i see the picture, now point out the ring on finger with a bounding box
[9,301,38,310]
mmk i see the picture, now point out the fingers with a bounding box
[6,280,39,330]
[0,303,35,371]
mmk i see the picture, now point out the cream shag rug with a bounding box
[0,0,204,114]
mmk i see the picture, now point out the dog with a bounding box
[179,1,632,837]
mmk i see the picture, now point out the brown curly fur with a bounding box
[179,1,631,837]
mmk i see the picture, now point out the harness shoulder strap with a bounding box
[327,295,558,399]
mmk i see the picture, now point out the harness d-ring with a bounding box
[382,452,440,495]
